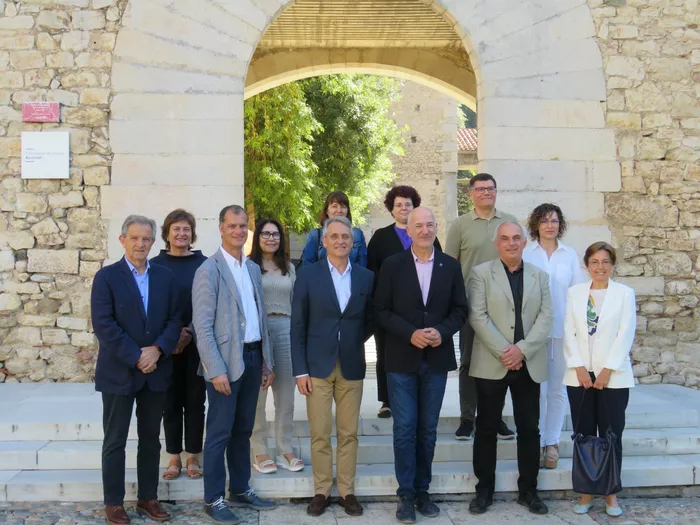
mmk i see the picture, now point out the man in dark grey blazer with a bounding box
[192,205,276,524]
[292,216,374,518]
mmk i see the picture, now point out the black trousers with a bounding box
[375,328,389,405]
[567,375,629,494]
[163,347,206,455]
[458,323,477,423]
[102,384,166,506]
[473,365,540,497]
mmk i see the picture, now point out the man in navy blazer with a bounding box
[91,215,181,525]
[291,216,373,518]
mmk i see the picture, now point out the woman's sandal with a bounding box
[276,454,304,472]
[162,457,182,480]
[186,456,203,479]
[253,456,278,474]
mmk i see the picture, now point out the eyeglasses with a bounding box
[471,186,497,195]
[260,232,281,240]
[393,203,414,210]
[588,260,612,267]
[541,219,560,226]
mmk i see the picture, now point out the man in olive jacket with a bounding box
[467,222,553,516]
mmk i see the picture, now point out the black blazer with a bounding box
[291,259,374,381]
[91,258,181,395]
[367,223,442,285]
[374,249,468,374]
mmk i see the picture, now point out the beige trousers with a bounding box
[306,359,363,497]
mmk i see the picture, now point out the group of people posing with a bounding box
[92,173,636,525]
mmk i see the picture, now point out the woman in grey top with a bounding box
[249,219,303,473]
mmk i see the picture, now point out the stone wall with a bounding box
[589,0,700,387]
[0,0,124,382]
[367,80,458,245]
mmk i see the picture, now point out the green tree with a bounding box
[244,82,322,232]
[458,104,477,128]
[300,75,404,226]
[244,74,404,232]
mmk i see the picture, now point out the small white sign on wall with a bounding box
[21,131,70,179]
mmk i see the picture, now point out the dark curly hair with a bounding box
[161,208,197,250]
[584,242,617,267]
[383,185,421,213]
[319,191,352,226]
[526,203,568,241]
[249,218,290,276]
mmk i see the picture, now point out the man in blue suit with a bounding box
[292,216,374,518]
[91,215,181,525]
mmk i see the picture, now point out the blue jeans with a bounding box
[203,346,262,503]
[387,361,448,497]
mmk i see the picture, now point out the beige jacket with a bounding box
[468,259,553,382]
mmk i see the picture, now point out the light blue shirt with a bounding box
[125,258,150,314]
[328,258,352,313]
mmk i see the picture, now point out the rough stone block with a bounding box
[0,231,35,250]
[57,316,88,330]
[18,315,56,328]
[648,58,692,82]
[0,250,14,271]
[82,166,109,186]
[606,194,678,227]
[3,327,41,346]
[48,192,84,209]
[27,250,79,275]
[71,10,105,30]
[0,293,21,312]
[9,51,45,70]
[15,193,47,214]
[41,328,69,345]
[71,332,96,347]
[617,277,665,296]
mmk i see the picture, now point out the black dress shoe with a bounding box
[415,492,440,517]
[339,494,363,516]
[307,494,331,516]
[396,495,416,524]
[497,420,515,440]
[469,494,492,514]
[517,492,549,515]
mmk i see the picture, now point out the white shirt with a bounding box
[523,240,584,338]
[328,257,352,313]
[219,246,261,343]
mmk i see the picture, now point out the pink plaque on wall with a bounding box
[22,102,60,123]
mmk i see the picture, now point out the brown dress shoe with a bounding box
[307,494,330,516]
[105,505,130,525]
[339,494,363,516]
[136,499,171,522]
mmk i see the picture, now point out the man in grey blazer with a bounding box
[467,222,553,516]
[192,205,276,524]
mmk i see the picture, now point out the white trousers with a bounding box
[539,338,568,446]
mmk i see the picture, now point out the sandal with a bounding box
[162,457,182,480]
[276,454,304,472]
[253,455,278,474]
[186,456,202,479]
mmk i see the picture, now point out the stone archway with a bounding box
[106,0,618,258]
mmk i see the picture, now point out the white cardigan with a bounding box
[562,279,636,389]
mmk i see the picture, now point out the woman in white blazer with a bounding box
[563,242,636,518]
[523,203,584,470]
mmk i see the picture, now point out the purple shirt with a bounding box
[394,225,412,250]
[412,248,434,306]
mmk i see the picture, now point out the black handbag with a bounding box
[571,391,622,496]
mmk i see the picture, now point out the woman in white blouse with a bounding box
[563,242,636,517]
[523,204,584,470]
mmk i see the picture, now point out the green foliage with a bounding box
[458,104,477,128]
[244,74,404,232]
[456,170,476,216]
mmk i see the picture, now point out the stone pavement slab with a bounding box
[0,499,698,525]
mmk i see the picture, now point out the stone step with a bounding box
[1,402,697,442]
[2,428,699,471]
[2,455,698,502]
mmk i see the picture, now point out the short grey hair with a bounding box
[121,214,157,239]
[493,221,527,241]
[322,216,352,238]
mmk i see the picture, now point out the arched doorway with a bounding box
[106,0,617,258]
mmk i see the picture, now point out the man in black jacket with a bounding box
[367,185,441,419]
[374,207,468,524]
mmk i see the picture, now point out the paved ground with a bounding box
[0,498,698,525]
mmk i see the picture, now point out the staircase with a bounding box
[0,381,698,502]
